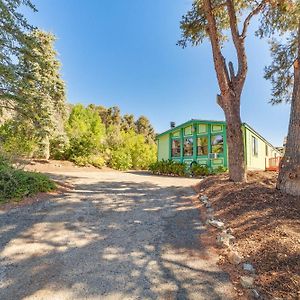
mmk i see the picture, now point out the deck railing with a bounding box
[266,157,282,171]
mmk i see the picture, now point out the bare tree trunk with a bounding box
[277,29,300,195]
[220,93,246,182]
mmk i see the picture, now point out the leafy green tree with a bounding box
[109,130,157,170]
[0,0,37,111]
[135,115,155,142]
[179,0,270,182]
[66,104,106,166]
[15,30,66,159]
[259,1,300,196]
[121,114,136,132]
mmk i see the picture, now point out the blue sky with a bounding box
[23,0,290,146]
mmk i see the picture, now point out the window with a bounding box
[171,139,181,157]
[265,145,269,156]
[198,124,207,134]
[252,136,258,156]
[211,135,224,153]
[197,136,208,155]
[212,124,223,132]
[184,126,192,135]
[184,137,193,156]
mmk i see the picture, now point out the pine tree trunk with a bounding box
[221,94,247,182]
[277,51,300,195]
[41,134,50,160]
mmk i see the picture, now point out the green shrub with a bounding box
[50,135,69,160]
[190,163,210,176]
[212,166,228,174]
[109,149,133,170]
[107,130,156,171]
[149,159,187,176]
[0,157,56,202]
[0,121,38,157]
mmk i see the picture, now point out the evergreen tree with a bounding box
[0,0,37,111]
[16,30,66,159]
[121,114,136,132]
[135,115,155,142]
[259,1,300,196]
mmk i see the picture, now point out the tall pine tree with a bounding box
[17,30,66,159]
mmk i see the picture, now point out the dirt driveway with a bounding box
[0,169,234,300]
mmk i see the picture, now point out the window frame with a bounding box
[211,134,224,154]
[171,138,181,158]
[183,137,194,157]
[252,136,258,156]
[196,135,209,156]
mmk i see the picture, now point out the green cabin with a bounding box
[156,119,282,171]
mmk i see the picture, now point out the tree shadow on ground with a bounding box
[0,174,234,300]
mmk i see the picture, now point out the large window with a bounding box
[197,136,208,155]
[211,135,224,153]
[171,139,181,157]
[184,137,193,156]
[252,136,258,156]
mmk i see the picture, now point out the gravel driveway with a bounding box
[0,170,234,300]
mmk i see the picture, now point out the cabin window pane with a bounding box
[184,137,193,156]
[252,136,258,156]
[211,135,224,153]
[172,139,181,157]
[197,136,208,155]
[198,124,207,134]
[184,126,192,135]
[265,145,268,156]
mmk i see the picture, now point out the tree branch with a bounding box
[203,0,230,95]
[241,0,267,38]
[226,0,247,91]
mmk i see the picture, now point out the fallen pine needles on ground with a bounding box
[195,171,300,300]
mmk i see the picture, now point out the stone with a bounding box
[227,250,243,265]
[200,195,208,202]
[240,276,254,289]
[205,202,212,208]
[207,207,214,213]
[243,263,255,273]
[208,219,224,229]
[216,233,235,247]
[226,227,234,234]
[207,214,214,220]
[251,289,260,299]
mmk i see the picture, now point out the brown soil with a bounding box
[194,171,300,300]
[24,159,113,173]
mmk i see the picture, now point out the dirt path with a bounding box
[0,170,235,300]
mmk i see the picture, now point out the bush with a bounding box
[213,166,228,174]
[108,130,157,171]
[149,160,187,176]
[50,135,69,160]
[109,149,133,170]
[190,163,210,176]
[71,155,106,168]
[0,157,56,202]
[0,121,38,157]
[150,160,228,177]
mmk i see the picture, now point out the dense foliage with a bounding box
[46,104,157,170]
[149,160,227,177]
[0,157,56,202]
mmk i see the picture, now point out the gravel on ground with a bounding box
[0,168,235,300]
